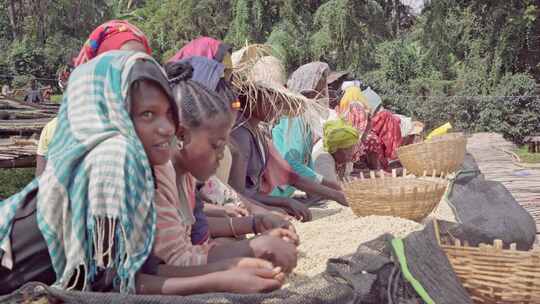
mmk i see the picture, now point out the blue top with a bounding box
[271,117,321,197]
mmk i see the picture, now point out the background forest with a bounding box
[0,0,539,144]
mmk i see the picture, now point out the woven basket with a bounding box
[434,221,540,304]
[397,133,467,176]
[342,172,447,222]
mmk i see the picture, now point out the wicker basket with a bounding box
[397,133,467,176]
[342,172,448,222]
[434,221,540,304]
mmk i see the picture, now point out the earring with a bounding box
[177,140,184,150]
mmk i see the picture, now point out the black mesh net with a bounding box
[1,223,473,304]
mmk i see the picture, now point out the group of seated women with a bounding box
[0,19,422,296]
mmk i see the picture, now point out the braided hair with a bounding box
[165,62,233,129]
[215,78,237,105]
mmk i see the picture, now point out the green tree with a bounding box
[136,0,233,62]
[375,39,419,85]
[490,73,540,144]
[421,0,459,79]
[226,0,281,47]
[0,0,112,83]
[310,0,389,73]
[266,0,320,72]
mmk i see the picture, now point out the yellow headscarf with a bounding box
[323,119,359,153]
[339,86,369,113]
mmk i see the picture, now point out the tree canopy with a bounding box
[0,0,538,143]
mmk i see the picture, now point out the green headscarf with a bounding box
[323,118,359,153]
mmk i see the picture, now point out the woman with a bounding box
[169,38,277,217]
[164,56,294,243]
[151,61,298,273]
[312,119,359,183]
[229,56,347,222]
[2,51,176,293]
[287,61,330,106]
[0,51,284,296]
[36,20,153,176]
[337,86,401,171]
[272,62,342,199]
[167,36,234,182]
[168,37,235,185]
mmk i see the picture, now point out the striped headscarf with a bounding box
[0,51,172,293]
[323,118,359,154]
[74,20,151,67]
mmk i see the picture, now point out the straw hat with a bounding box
[231,45,308,119]
[249,56,287,87]
[231,44,272,68]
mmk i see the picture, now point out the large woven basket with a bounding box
[342,172,448,222]
[434,221,540,303]
[397,133,467,176]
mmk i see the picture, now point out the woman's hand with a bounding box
[259,206,295,221]
[253,213,293,234]
[271,211,295,221]
[249,235,298,273]
[283,198,312,222]
[264,227,299,246]
[137,260,285,295]
[331,190,349,207]
[222,257,274,270]
[224,204,250,217]
[322,178,343,192]
[214,266,285,293]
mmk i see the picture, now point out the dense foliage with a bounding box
[0,0,538,143]
[0,168,34,199]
